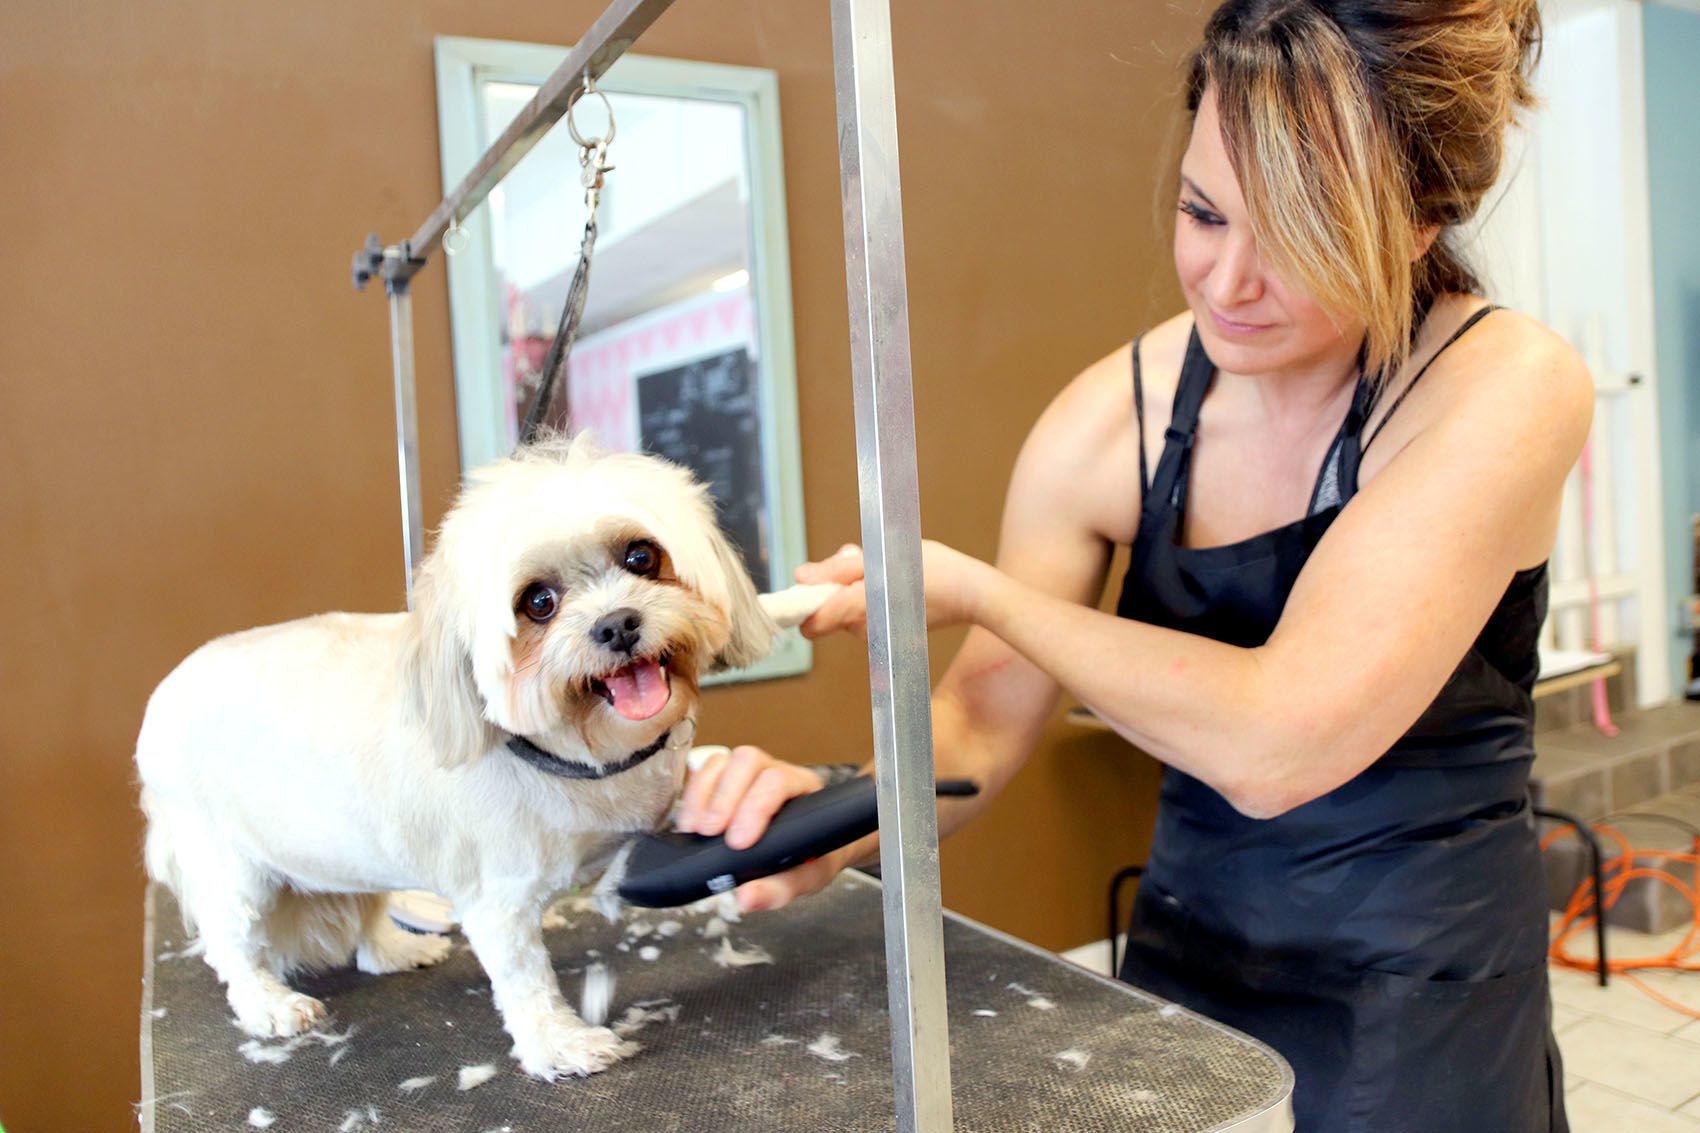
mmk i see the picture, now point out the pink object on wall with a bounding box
[563,289,756,451]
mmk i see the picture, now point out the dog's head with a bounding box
[404,432,778,769]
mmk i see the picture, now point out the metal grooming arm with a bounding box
[351,2,955,1129]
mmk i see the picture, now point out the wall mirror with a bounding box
[435,37,811,683]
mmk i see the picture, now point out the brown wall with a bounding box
[0,1,1201,1128]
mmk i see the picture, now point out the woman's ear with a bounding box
[1413,224,1442,261]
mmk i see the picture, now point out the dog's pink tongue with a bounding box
[605,659,670,721]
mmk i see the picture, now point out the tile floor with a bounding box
[1062,922,1700,1131]
[1549,920,1700,1132]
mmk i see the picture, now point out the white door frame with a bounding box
[1470,0,1672,704]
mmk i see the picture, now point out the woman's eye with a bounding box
[520,583,559,623]
[622,540,662,579]
[1178,200,1224,227]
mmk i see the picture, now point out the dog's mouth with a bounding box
[588,654,672,722]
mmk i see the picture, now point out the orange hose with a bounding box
[1542,822,1700,1016]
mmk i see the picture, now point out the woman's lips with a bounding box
[1209,308,1273,337]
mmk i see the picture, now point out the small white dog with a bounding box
[136,433,788,1080]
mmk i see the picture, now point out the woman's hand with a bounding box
[792,544,871,639]
[672,745,854,913]
[793,541,989,641]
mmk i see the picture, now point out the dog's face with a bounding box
[501,519,715,759]
[404,433,778,769]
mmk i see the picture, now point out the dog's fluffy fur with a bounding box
[136,434,778,1079]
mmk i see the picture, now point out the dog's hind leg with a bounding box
[175,849,328,1037]
[356,894,453,974]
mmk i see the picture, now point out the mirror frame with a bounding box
[434,36,813,684]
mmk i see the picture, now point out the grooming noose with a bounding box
[517,73,618,446]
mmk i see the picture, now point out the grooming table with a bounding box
[140,872,1292,1132]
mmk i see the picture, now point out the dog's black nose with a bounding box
[591,608,643,655]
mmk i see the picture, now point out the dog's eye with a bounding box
[519,583,559,623]
[622,540,662,580]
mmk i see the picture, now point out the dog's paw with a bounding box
[357,920,454,975]
[514,1015,638,1080]
[231,986,328,1038]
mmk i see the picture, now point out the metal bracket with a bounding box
[352,233,426,296]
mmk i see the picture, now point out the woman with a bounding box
[679,1,1587,1129]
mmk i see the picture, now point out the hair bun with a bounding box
[1505,0,1543,105]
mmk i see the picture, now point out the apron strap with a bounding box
[1131,335,1149,498]
[1149,326,1216,517]
[1307,374,1375,514]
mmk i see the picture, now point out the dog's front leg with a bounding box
[459,900,636,1080]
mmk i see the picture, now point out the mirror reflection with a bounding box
[436,39,809,680]
[484,83,770,585]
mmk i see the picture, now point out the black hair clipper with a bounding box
[616,775,978,908]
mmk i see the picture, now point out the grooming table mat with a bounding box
[141,872,1292,1132]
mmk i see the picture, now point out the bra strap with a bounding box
[1362,304,1500,455]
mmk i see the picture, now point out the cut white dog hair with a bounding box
[136,433,788,1080]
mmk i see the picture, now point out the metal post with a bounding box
[830,1,954,1130]
[386,272,425,602]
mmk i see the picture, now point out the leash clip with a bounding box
[567,74,617,210]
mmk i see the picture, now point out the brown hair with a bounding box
[1185,0,1541,380]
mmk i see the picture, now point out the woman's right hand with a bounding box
[672,745,857,913]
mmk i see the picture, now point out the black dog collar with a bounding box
[506,730,671,781]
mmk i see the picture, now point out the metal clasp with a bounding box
[567,74,617,210]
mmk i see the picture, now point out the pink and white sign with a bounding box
[565,288,757,451]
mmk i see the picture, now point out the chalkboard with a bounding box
[636,348,771,589]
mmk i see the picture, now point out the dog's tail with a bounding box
[264,889,383,977]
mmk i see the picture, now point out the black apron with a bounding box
[1115,316,1567,1133]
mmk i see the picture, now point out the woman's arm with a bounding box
[952,312,1593,817]
[674,344,1145,909]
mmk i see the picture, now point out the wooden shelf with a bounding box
[1533,661,1622,700]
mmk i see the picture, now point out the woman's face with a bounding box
[1174,88,1361,379]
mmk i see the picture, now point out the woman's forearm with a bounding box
[963,560,1336,818]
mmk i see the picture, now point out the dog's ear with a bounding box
[705,526,780,673]
[609,450,780,672]
[401,559,500,766]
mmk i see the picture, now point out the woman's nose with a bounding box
[1205,232,1264,307]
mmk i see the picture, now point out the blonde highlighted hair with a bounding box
[1186,0,1541,380]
